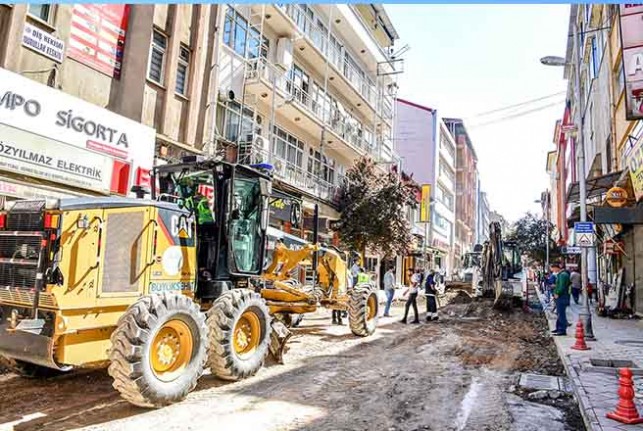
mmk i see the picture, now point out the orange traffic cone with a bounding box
[570,320,590,351]
[606,368,643,424]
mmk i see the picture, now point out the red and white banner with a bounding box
[67,4,130,79]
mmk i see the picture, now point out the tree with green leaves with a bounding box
[336,156,419,258]
[505,212,560,265]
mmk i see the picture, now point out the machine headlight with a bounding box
[45,198,60,210]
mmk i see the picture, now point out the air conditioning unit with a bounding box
[254,135,269,150]
[218,88,236,102]
[275,38,293,71]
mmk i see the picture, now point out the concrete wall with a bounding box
[0,4,220,157]
[394,100,436,187]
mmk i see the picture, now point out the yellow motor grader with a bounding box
[0,156,378,408]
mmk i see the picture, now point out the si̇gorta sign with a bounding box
[0,67,155,187]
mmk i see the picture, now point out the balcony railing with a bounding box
[238,141,341,206]
[278,4,376,107]
[246,58,377,158]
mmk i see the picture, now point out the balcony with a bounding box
[271,4,380,122]
[245,58,378,160]
[237,140,342,207]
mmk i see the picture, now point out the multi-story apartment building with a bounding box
[444,118,478,266]
[213,4,401,251]
[0,4,402,266]
[476,185,490,244]
[548,5,643,312]
[394,100,457,277]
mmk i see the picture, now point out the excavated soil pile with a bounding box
[441,299,565,376]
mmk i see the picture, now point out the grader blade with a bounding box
[269,319,292,364]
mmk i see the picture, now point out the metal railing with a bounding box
[238,141,341,206]
[278,4,376,106]
[246,58,377,157]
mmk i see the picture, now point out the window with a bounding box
[440,132,456,159]
[439,160,455,183]
[614,58,625,97]
[433,213,452,233]
[224,6,268,60]
[217,101,258,143]
[229,176,264,273]
[589,37,598,80]
[307,149,335,184]
[28,4,53,23]
[148,30,167,84]
[175,45,190,95]
[287,64,310,105]
[436,185,454,210]
[272,126,304,168]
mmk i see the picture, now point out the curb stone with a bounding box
[537,291,598,431]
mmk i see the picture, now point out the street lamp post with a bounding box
[540,22,595,340]
[535,192,550,272]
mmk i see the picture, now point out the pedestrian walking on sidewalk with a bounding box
[570,269,581,304]
[424,269,439,321]
[401,269,421,324]
[551,263,571,336]
[383,266,396,317]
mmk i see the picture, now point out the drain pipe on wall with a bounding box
[206,5,225,157]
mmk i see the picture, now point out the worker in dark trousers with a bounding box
[401,269,421,324]
[332,309,344,325]
[425,269,439,321]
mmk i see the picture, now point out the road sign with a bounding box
[576,233,595,247]
[574,222,594,233]
[563,246,582,254]
[574,222,595,247]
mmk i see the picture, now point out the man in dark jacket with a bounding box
[424,270,439,321]
[551,263,571,336]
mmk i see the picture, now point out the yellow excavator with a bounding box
[0,156,378,408]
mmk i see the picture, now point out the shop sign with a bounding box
[67,5,130,79]
[432,238,449,251]
[562,246,582,255]
[0,179,79,200]
[420,184,431,223]
[606,186,628,207]
[603,239,625,255]
[270,193,302,228]
[626,133,643,201]
[619,5,643,120]
[0,124,113,193]
[22,23,65,63]
[0,67,154,179]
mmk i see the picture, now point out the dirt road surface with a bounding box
[0,295,583,431]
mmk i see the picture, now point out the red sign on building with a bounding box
[67,4,130,79]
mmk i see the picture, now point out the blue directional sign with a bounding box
[574,222,594,233]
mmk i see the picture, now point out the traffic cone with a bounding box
[606,368,643,424]
[570,320,590,351]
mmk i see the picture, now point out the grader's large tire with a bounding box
[108,293,208,408]
[207,289,271,381]
[349,284,379,337]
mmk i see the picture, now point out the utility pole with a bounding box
[572,21,595,340]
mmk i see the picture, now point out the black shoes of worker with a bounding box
[551,332,566,336]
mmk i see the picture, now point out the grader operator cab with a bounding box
[0,156,379,408]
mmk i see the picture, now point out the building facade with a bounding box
[548,4,643,313]
[444,118,478,269]
[476,186,490,244]
[0,5,403,272]
[394,99,457,277]
[213,4,401,268]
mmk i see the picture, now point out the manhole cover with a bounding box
[590,358,636,368]
[519,373,571,392]
[614,340,643,346]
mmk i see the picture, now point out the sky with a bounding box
[386,4,570,223]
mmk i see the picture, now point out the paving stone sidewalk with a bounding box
[537,289,643,431]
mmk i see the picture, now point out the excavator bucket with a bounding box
[269,319,292,364]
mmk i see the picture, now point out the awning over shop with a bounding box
[566,171,624,204]
[594,204,643,225]
[0,174,92,200]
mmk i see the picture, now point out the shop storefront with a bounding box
[0,67,155,201]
